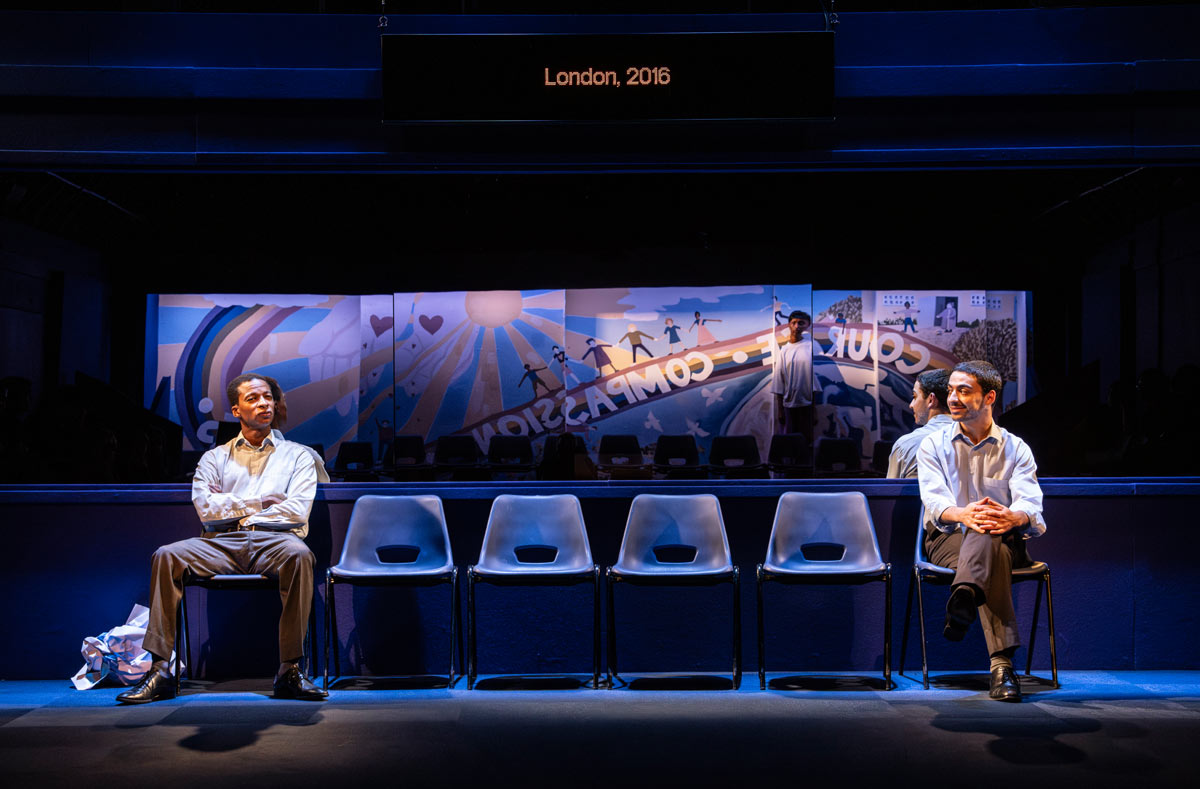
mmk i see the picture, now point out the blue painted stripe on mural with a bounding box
[427,329,485,438]
[248,357,311,392]
[158,306,216,345]
[521,307,563,323]
[508,317,560,359]
[286,406,357,457]
[563,314,602,336]
[490,326,528,413]
[273,308,330,334]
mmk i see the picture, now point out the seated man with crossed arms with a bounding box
[117,373,326,703]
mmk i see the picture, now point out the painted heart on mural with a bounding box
[369,315,394,337]
[419,314,444,334]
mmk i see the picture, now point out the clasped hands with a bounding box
[945,497,1028,534]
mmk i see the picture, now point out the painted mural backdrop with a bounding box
[148,287,1030,468]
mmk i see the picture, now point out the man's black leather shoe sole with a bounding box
[943,585,978,642]
[116,668,176,704]
[273,665,328,701]
[989,666,1023,702]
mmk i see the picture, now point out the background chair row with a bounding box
[322,433,898,481]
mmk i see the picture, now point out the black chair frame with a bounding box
[466,566,601,690]
[756,565,891,690]
[324,566,460,691]
[899,535,1059,690]
[605,568,742,690]
[175,572,316,693]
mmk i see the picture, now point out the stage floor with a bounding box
[3,671,1198,787]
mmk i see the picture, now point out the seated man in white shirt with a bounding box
[886,368,953,479]
[117,373,326,703]
[916,360,1046,702]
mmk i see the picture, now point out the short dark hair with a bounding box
[788,310,811,324]
[916,368,951,409]
[953,360,1002,397]
[226,372,287,428]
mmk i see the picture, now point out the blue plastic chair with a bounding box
[467,494,599,690]
[324,495,459,690]
[900,509,1059,689]
[606,494,741,689]
[756,491,892,690]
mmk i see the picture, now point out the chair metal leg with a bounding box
[450,567,461,687]
[883,566,892,689]
[900,567,915,678]
[605,568,618,688]
[174,595,184,695]
[731,567,742,690]
[756,565,766,691]
[592,566,601,689]
[1026,574,1043,678]
[181,582,192,687]
[324,575,334,691]
[306,593,316,679]
[1044,567,1059,688]
[466,569,477,690]
[914,568,930,690]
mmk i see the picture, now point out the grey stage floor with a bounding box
[2,671,1199,787]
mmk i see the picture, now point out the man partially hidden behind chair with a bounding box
[117,373,327,703]
[886,368,953,479]
[916,360,1046,702]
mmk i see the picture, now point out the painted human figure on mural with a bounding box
[619,323,656,363]
[552,345,580,387]
[936,299,958,334]
[690,311,722,345]
[519,364,551,399]
[835,312,848,332]
[662,318,686,354]
[581,338,617,376]
[896,301,921,333]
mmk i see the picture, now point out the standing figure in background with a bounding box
[551,345,580,387]
[580,338,617,376]
[619,323,656,363]
[936,300,958,334]
[771,310,822,446]
[896,301,921,334]
[690,311,722,345]
[662,318,686,354]
[519,363,551,399]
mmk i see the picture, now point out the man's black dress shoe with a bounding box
[273,664,328,701]
[943,584,978,641]
[116,665,176,704]
[989,665,1022,701]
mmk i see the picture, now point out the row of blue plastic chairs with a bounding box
[316,492,1056,692]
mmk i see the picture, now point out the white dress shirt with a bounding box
[191,429,318,538]
[886,413,955,479]
[916,420,1046,538]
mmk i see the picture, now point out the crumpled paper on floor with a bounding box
[71,604,178,689]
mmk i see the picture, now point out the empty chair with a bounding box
[900,511,1059,690]
[767,433,812,478]
[333,441,378,482]
[434,435,488,480]
[538,433,596,481]
[756,491,892,689]
[486,434,536,475]
[607,494,740,689]
[814,437,861,476]
[468,495,599,690]
[387,435,434,481]
[870,439,895,476]
[324,495,459,690]
[652,434,706,479]
[707,435,769,479]
[596,434,651,480]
